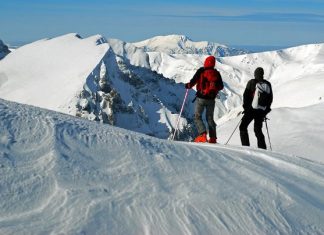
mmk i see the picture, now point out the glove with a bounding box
[185,83,192,89]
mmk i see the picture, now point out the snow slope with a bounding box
[132,34,249,57]
[218,102,324,164]
[219,44,324,109]
[146,43,324,109]
[1,98,324,235]
[0,34,108,113]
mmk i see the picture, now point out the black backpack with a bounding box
[252,81,272,110]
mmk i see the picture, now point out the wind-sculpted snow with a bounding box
[1,99,324,235]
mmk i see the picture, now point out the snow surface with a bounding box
[218,103,324,164]
[1,98,324,235]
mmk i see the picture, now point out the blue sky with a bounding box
[1,0,324,48]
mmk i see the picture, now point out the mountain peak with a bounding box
[132,34,248,56]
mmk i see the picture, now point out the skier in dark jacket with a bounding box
[239,67,273,149]
[185,55,224,143]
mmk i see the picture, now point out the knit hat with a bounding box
[254,67,264,80]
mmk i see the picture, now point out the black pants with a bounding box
[239,110,266,149]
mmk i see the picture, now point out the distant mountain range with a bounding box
[132,34,249,56]
[0,33,323,141]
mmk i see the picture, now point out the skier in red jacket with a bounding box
[185,56,224,143]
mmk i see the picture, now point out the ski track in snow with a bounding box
[1,99,324,235]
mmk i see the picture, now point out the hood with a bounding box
[204,55,216,68]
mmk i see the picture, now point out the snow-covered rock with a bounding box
[74,37,197,139]
[0,39,10,60]
[132,34,249,57]
[1,98,324,235]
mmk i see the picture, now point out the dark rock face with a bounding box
[0,40,10,60]
[75,48,197,141]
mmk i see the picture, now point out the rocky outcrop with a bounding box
[75,46,197,140]
[0,40,10,60]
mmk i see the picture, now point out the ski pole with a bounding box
[264,117,272,151]
[225,116,242,145]
[171,89,189,141]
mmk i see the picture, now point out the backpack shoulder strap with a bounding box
[257,80,271,94]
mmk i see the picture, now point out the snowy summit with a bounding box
[132,34,249,56]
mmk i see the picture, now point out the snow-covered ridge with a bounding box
[76,37,197,139]
[132,34,249,56]
[0,39,10,60]
[0,33,109,113]
[1,98,324,234]
[0,33,324,142]
[0,33,196,140]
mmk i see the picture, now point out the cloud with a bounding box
[155,12,324,23]
[239,13,324,23]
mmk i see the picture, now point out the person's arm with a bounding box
[185,67,204,89]
[243,80,254,111]
[216,70,224,90]
[269,82,273,106]
[265,81,273,114]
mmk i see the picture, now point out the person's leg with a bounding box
[205,99,216,141]
[194,98,207,142]
[194,98,207,135]
[254,114,266,149]
[239,112,254,146]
